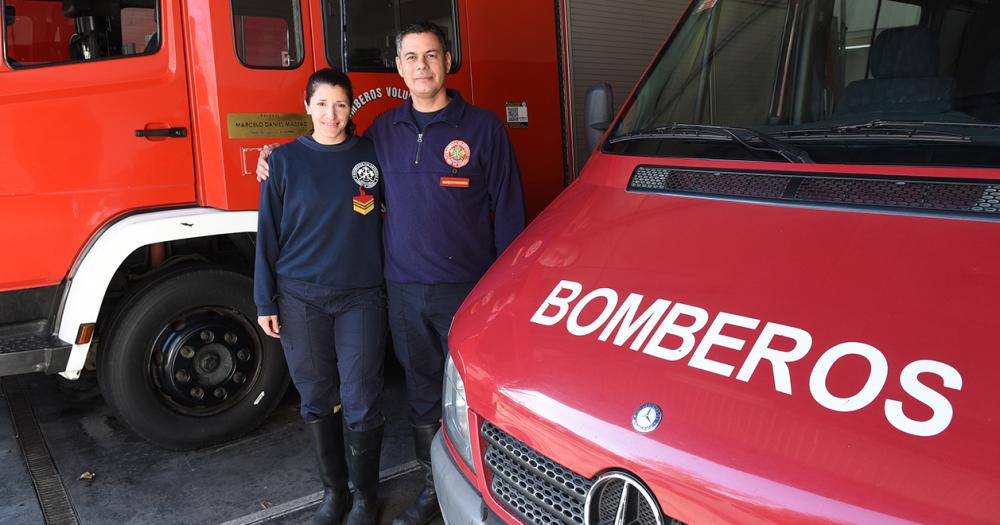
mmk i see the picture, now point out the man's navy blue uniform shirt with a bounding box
[365,89,526,284]
[254,135,383,316]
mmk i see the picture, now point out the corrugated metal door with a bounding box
[565,0,690,173]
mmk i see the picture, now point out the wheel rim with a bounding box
[150,307,263,416]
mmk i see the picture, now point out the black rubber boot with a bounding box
[391,423,440,525]
[306,413,351,525]
[344,424,384,525]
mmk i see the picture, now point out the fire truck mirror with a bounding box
[584,83,614,153]
[3,6,14,28]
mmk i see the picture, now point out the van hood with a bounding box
[449,160,1000,524]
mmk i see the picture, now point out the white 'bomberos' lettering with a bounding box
[597,294,671,350]
[642,302,709,361]
[736,322,812,395]
[529,280,582,326]
[529,279,964,437]
[809,342,889,412]
[689,312,761,377]
[884,360,962,437]
[567,288,619,336]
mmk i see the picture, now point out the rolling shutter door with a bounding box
[566,0,690,173]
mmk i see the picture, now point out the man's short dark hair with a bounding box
[395,21,450,56]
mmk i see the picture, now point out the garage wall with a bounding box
[565,0,690,173]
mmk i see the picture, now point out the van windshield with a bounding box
[609,0,1000,168]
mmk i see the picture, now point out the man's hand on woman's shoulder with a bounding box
[256,142,281,182]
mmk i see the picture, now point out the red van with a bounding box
[433,0,1000,523]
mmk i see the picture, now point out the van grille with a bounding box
[628,165,1000,216]
[482,421,591,525]
[481,421,686,525]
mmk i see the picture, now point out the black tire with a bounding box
[97,268,288,450]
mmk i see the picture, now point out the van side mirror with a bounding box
[584,83,613,152]
[4,6,15,28]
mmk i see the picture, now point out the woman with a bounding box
[254,68,385,525]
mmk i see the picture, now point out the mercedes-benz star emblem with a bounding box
[632,403,661,433]
[584,472,663,525]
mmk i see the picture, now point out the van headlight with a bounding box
[443,354,474,471]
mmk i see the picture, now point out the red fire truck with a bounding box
[0,0,569,449]
[435,0,1000,524]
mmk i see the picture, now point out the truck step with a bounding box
[0,331,71,376]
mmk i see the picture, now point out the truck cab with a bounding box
[435,0,1000,523]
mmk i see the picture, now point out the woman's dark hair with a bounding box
[305,68,356,136]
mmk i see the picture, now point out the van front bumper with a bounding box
[431,430,505,525]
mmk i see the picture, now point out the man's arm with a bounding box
[486,119,527,255]
[255,142,281,181]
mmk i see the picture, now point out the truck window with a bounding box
[2,0,159,68]
[343,0,459,73]
[322,0,342,70]
[231,0,303,69]
[840,0,922,86]
[610,0,1000,168]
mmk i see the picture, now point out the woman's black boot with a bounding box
[306,413,351,525]
[344,424,384,525]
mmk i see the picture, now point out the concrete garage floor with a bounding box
[0,363,446,525]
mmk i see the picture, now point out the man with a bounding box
[258,22,525,525]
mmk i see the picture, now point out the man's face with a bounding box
[395,32,451,99]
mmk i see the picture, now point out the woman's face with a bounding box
[306,84,351,144]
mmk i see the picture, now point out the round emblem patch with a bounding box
[443,140,471,169]
[632,403,662,433]
[351,161,379,189]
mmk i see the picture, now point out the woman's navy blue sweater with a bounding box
[254,135,383,316]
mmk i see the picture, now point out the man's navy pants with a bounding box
[387,281,475,426]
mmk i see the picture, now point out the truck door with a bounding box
[188,0,316,210]
[0,0,195,290]
[462,1,566,219]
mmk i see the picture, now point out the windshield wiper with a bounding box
[837,119,1000,131]
[772,120,974,142]
[610,123,814,163]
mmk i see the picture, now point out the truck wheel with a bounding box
[97,268,288,450]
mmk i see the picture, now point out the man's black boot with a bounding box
[344,424,384,525]
[391,423,440,525]
[306,413,351,525]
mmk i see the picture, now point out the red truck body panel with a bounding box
[1,0,195,291]
[1,0,566,291]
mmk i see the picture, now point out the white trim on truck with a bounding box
[57,208,258,379]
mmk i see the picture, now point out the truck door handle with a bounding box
[135,127,187,138]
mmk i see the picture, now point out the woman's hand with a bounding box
[258,315,281,338]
